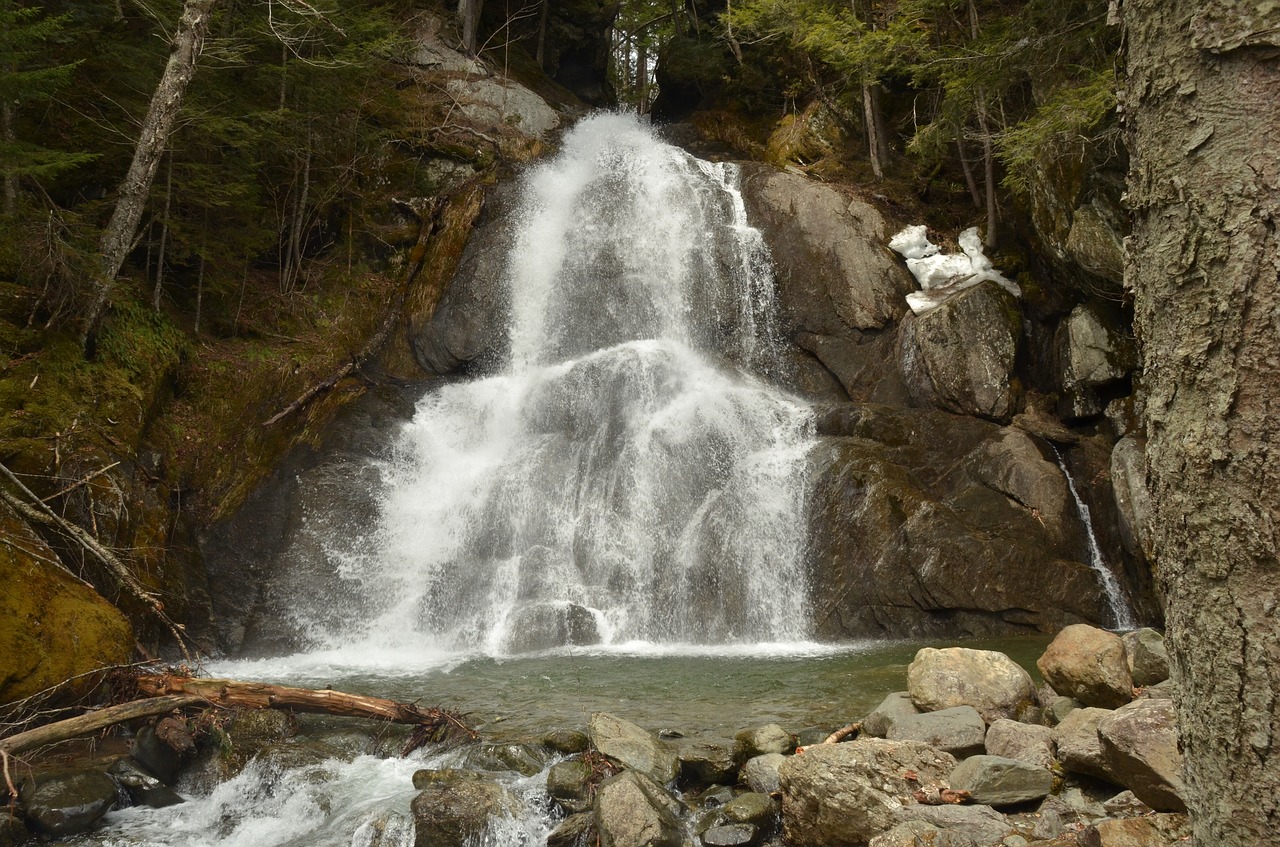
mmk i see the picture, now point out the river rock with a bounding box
[594,770,684,847]
[869,820,966,847]
[984,720,1055,769]
[888,706,987,758]
[0,810,29,845]
[18,769,119,837]
[1038,624,1134,708]
[501,601,601,652]
[949,755,1054,806]
[547,760,594,813]
[544,729,590,754]
[907,647,1037,723]
[412,769,484,789]
[1121,629,1169,687]
[1097,700,1185,812]
[890,803,1012,845]
[411,777,519,847]
[1079,814,1191,847]
[1053,708,1118,783]
[863,691,920,737]
[1048,696,1084,725]
[678,739,738,785]
[547,812,596,847]
[590,713,679,785]
[107,758,183,808]
[741,753,786,794]
[721,792,777,830]
[734,724,795,759]
[702,823,758,846]
[778,738,956,847]
[899,280,1021,421]
[1136,679,1174,700]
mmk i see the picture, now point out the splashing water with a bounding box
[292,114,815,660]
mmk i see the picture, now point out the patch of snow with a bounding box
[890,225,1022,315]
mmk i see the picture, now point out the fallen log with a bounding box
[0,695,203,758]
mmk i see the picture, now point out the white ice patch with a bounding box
[889,225,1021,315]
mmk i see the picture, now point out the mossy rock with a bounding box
[0,501,133,704]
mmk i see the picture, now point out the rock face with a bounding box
[0,502,133,704]
[1056,305,1135,420]
[590,713,679,785]
[1097,700,1185,812]
[1121,628,1170,688]
[949,755,1054,807]
[594,770,684,847]
[807,410,1109,638]
[907,647,1038,723]
[1038,624,1134,708]
[778,738,956,847]
[899,281,1022,421]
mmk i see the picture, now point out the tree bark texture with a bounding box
[82,0,219,348]
[1125,2,1280,844]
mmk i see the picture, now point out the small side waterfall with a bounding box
[303,115,816,656]
[1053,447,1137,631]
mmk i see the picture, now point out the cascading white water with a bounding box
[302,114,815,657]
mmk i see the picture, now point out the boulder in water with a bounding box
[1038,624,1134,708]
[740,753,787,795]
[18,769,120,837]
[593,770,684,847]
[907,647,1037,724]
[547,812,596,847]
[677,738,739,785]
[702,823,758,846]
[547,760,594,814]
[543,728,591,754]
[501,602,601,653]
[589,713,679,785]
[410,775,519,847]
[778,738,955,847]
[734,723,795,759]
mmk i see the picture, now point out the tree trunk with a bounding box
[0,696,203,757]
[862,85,884,179]
[82,0,219,351]
[535,0,549,68]
[1125,2,1280,845]
[1,100,15,217]
[458,0,484,55]
[152,153,172,311]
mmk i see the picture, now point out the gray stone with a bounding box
[891,803,1013,846]
[1097,699,1185,812]
[863,691,920,738]
[721,792,776,829]
[547,812,596,847]
[733,724,795,759]
[107,757,184,808]
[594,770,684,847]
[1103,790,1155,817]
[412,769,485,790]
[888,706,987,758]
[501,602,601,652]
[983,720,1055,769]
[544,729,590,754]
[411,777,519,847]
[1136,679,1174,700]
[18,769,119,836]
[907,647,1038,723]
[702,823,757,846]
[1079,814,1191,847]
[678,739,739,785]
[1048,696,1084,725]
[408,16,484,74]
[462,742,552,777]
[778,738,956,847]
[590,713,679,785]
[968,429,1081,553]
[1053,707,1119,783]
[948,755,1054,807]
[1038,625,1134,709]
[1056,305,1135,418]
[547,760,593,813]
[1110,436,1154,559]
[870,820,974,847]
[1121,629,1170,687]
[899,281,1021,421]
[740,753,786,795]
[1065,203,1124,285]
[444,78,560,140]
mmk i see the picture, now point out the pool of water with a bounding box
[64,637,1049,847]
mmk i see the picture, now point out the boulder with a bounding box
[1038,625,1134,709]
[1121,629,1169,688]
[1110,436,1154,559]
[18,769,119,837]
[907,647,1038,723]
[967,429,1081,553]
[547,760,594,813]
[443,78,560,142]
[778,738,955,847]
[462,742,552,777]
[890,803,1013,845]
[547,812,596,847]
[678,738,738,786]
[594,770,684,847]
[1052,708,1118,783]
[500,602,601,652]
[1097,700,1185,812]
[1103,790,1155,818]
[720,792,777,830]
[590,713,679,785]
[948,755,1054,807]
[544,728,591,754]
[0,501,133,704]
[887,706,987,758]
[412,769,485,790]
[1055,305,1135,420]
[899,281,1021,422]
[869,821,967,847]
[740,753,786,795]
[702,823,757,846]
[107,758,183,809]
[862,691,920,738]
[1048,696,1085,726]
[983,720,1055,770]
[411,777,519,847]
[734,724,794,759]
[1079,814,1191,847]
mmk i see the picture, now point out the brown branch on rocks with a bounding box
[134,675,476,754]
[0,695,203,759]
[821,722,861,745]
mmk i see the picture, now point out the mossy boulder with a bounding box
[0,502,132,704]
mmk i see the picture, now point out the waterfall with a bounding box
[304,114,816,656]
[1053,446,1137,631]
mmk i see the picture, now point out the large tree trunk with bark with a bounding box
[1125,2,1280,844]
[81,0,219,350]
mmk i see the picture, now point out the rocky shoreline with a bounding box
[4,625,1182,846]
